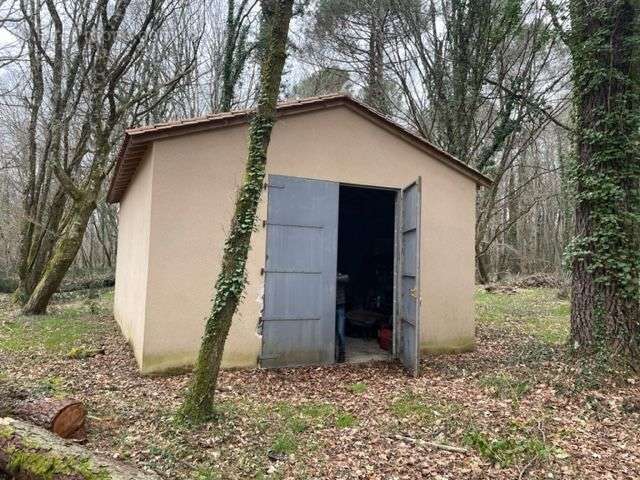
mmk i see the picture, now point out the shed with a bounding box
[108,94,491,375]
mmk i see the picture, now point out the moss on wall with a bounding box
[140,349,260,375]
[421,338,476,355]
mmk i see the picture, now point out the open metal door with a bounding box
[398,178,421,376]
[260,175,339,368]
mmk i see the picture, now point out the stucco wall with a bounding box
[113,147,154,367]
[116,106,477,373]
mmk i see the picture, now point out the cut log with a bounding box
[0,417,161,479]
[0,382,86,439]
[14,398,86,439]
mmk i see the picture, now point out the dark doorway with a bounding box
[336,185,396,363]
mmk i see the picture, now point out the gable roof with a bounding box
[106,94,492,203]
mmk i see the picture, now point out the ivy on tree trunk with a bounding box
[566,0,640,361]
[180,0,295,424]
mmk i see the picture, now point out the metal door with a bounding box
[260,175,339,367]
[398,178,421,376]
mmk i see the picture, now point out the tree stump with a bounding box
[0,417,161,479]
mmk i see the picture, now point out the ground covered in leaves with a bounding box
[1,288,639,479]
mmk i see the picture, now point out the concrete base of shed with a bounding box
[344,337,390,364]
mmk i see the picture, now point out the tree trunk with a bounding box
[568,0,640,359]
[21,197,97,315]
[0,417,159,480]
[221,0,239,111]
[365,5,389,114]
[476,244,491,284]
[180,0,295,424]
[16,188,68,303]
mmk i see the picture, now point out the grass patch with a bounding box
[35,376,69,398]
[0,290,112,355]
[275,401,356,429]
[463,428,550,468]
[192,468,221,480]
[390,393,434,418]
[390,393,459,423]
[335,413,357,428]
[479,372,531,401]
[298,403,334,419]
[347,382,367,394]
[475,288,569,344]
[270,432,298,455]
[274,401,328,423]
[0,315,98,354]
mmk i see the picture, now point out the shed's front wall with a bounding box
[121,106,477,373]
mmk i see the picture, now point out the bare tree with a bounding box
[8,0,200,313]
[220,0,259,111]
[388,0,571,282]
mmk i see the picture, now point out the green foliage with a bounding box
[347,382,367,394]
[192,468,221,480]
[274,401,356,432]
[335,413,357,428]
[566,3,640,312]
[270,432,298,455]
[297,403,334,420]
[66,345,103,359]
[287,416,309,433]
[291,67,350,97]
[36,376,68,398]
[390,394,459,426]
[479,373,531,401]
[463,428,550,468]
[558,347,634,394]
[390,393,434,418]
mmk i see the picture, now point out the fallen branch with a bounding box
[392,434,468,453]
[0,417,160,479]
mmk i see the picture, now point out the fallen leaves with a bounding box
[1,289,639,479]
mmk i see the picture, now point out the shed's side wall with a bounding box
[113,147,154,367]
[137,106,476,373]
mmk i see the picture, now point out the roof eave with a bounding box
[107,95,493,203]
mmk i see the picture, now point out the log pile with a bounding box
[512,274,562,289]
[484,284,519,294]
[0,417,160,480]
